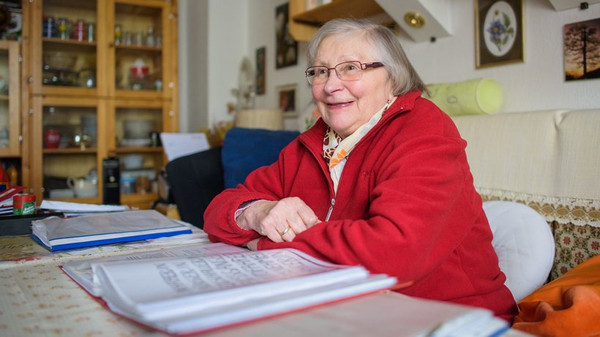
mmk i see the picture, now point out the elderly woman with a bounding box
[204,18,517,320]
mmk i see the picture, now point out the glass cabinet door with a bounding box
[35,97,102,203]
[0,41,20,157]
[34,0,100,96]
[110,100,166,208]
[110,0,169,97]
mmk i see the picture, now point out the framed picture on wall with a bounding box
[564,18,600,81]
[475,0,524,68]
[256,46,266,95]
[277,84,297,117]
[275,3,298,69]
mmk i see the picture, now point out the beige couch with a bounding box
[452,109,600,280]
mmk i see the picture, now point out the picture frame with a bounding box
[475,0,524,68]
[277,84,297,117]
[275,3,298,69]
[255,46,266,95]
[563,18,600,81]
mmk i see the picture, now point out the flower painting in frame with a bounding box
[475,0,524,68]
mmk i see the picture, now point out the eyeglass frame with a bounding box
[305,61,385,85]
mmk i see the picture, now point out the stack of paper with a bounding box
[0,186,25,214]
[32,210,193,251]
[63,245,398,335]
[39,200,130,217]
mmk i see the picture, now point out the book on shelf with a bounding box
[62,243,398,335]
[32,209,193,251]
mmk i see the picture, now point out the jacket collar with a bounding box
[299,90,422,149]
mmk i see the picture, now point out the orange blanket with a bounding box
[512,255,600,337]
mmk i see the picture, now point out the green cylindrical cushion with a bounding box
[425,78,503,116]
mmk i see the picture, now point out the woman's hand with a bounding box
[236,197,321,243]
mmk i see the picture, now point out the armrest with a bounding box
[166,147,224,228]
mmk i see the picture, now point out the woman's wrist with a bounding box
[235,200,262,230]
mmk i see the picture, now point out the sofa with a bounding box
[451,109,600,281]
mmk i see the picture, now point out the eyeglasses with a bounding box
[305,61,384,85]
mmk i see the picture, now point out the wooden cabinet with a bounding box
[22,0,178,209]
[0,41,21,158]
[289,0,393,42]
[0,40,22,187]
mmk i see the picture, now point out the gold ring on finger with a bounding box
[279,225,291,236]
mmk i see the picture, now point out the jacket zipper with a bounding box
[325,198,335,221]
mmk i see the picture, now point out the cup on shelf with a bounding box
[67,177,97,198]
[44,129,61,148]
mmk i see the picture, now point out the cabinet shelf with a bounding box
[43,38,97,49]
[114,146,163,154]
[116,45,162,53]
[43,148,97,155]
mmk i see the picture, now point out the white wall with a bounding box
[403,0,600,113]
[179,0,600,132]
[178,0,249,132]
[178,0,208,131]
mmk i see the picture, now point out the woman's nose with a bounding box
[323,71,343,92]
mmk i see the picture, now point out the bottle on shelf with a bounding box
[6,165,18,186]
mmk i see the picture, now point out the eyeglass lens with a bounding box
[306,61,380,85]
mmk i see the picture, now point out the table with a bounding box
[0,233,531,337]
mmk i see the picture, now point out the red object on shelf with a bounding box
[130,66,150,78]
[44,129,61,148]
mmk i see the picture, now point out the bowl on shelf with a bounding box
[44,52,77,70]
[123,119,154,140]
[122,154,144,170]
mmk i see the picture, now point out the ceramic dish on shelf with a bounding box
[120,138,152,147]
[122,154,144,170]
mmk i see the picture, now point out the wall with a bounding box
[179,0,600,132]
[178,0,249,131]
[404,0,600,113]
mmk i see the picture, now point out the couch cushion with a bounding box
[483,201,555,302]
[221,127,300,189]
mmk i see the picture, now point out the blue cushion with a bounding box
[221,128,300,189]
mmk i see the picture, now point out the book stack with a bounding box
[32,209,193,251]
[0,186,25,214]
[62,244,398,335]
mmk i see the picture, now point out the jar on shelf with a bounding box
[114,24,123,44]
[145,26,155,47]
[57,17,70,40]
[42,16,57,38]
[87,23,95,42]
[73,19,86,42]
[133,31,143,46]
[123,31,132,46]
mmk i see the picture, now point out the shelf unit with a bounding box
[22,0,178,209]
[289,0,393,42]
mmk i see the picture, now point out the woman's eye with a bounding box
[317,68,329,76]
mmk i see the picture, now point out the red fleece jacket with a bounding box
[204,91,517,320]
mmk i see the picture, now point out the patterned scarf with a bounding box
[322,97,397,193]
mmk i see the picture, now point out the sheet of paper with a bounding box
[160,133,210,161]
[40,200,129,213]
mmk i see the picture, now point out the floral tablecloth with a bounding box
[0,231,209,336]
